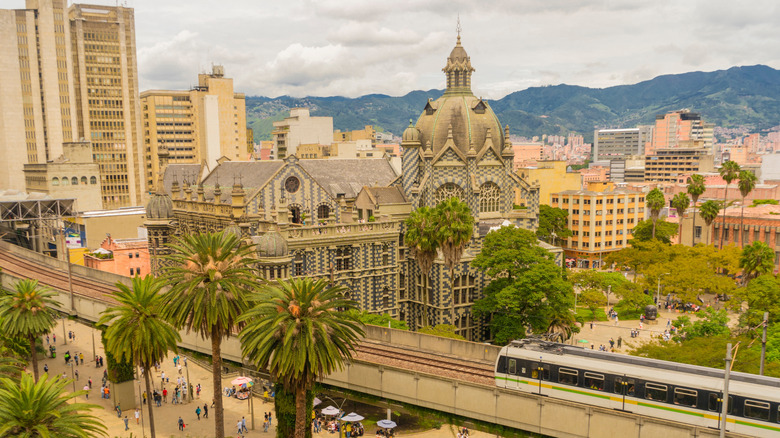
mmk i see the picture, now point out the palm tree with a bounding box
[404,206,439,326]
[239,278,364,438]
[98,275,180,438]
[0,373,106,437]
[645,188,666,240]
[0,279,60,381]
[670,192,691,245]
[739,241,775,284]
[434,197,475,327]
[686,174,706,246]
[718,160,741,249]
[161,231,259,438]
[699,200,721,246]
[737,170,757,248]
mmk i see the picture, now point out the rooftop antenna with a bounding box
[456,14,462,42]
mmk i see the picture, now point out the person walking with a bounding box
[178,417,185,431]
[123,416,129,431]
[79,353,84,365]
[116,403,121,418]
[196,406,202,420]
[135,408,140,424]
[83,384,90,399]
[203,403,209,419]
[88,377,92,389]
[242,416,248,433]
[617,336,623,348]
[74,369,79,380]
[237,419,243,436]
[44,364,48,373]
[163,387,167,403]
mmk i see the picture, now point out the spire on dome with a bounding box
[442,20,475,96]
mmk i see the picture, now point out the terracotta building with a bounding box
[83,234,150,277]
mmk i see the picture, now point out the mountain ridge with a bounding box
[245,65,780,143]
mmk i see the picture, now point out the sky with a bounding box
[61,0,780,99]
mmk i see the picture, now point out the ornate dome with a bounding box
[252,230,288,258]
[223,223,242,240]
[146,192,173,219]
[401,120,421,144]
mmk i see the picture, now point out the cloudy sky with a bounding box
[64,0,780,99]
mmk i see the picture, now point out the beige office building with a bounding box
[644,147,715,183]
[23,141,103,211]
[0,0,78,191]
[273,108,333,159]
[141,65,247,189]
[69,3,145,209]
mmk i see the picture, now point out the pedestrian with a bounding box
[124,416,129,431]
[196,383,201,398]
[52,333,56,343]
[268,411,272,425]
[68,331,72,340]
[44,364,48,373]
[62,372,67,380]
[617,336,622,348]
[196,406,202,420]
[116,403,122,418]
[161,371,166,387]
[83,384,89,399]
[242,416,248,433]
[46,335,50,345]
[99,356,103,367]
[88,377,92,389]
[163,388,167,403]
[95,355,99,367]
[203,403,209,418]
[237,419,243,436]
[142,391,147,404]
[75,369,79,380]
[614,315,619,326]
[135,408,140,424]
[72,331,76,341]
[609,338,615,349]
[178,417,185,431]
[80,353,84,365]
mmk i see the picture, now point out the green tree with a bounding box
[239,278,364,438]
[731,274,780,328]
[699,200,721,246]
[434,197,475,325]
[672,307,730,341]
[614,282,653,316]
[417,324,466,340]
[348,310,409,330]
[162,231,259,438]
[404,207,438,326]
[0,279,59,381]
[686,174,706,246]
[98,275,181,438]
[630,219,679,244]
[739,241,775,285]
[671,192,690,245]
[0,373,106,437]
[578,289,607,319]
[645,188,666,240]
[737,170,758,248]
[471,226,574,344]
[718,160,741,249]
[536,205,572,245]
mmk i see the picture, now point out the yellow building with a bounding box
[141,65,248,190]
[515,161,581,207]
[550,182,645,268]
[334,125,375,144]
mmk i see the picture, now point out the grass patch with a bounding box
[575,307,609,321]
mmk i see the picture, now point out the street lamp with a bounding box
[656,273,671,307]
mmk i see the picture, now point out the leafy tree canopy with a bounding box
[630,219,679,244]
[672,308,730,341]
[347,310,409,330]
[536,205,572,244]
[731,274,780,328]
[578,289,606,316]
[417,324,465,340]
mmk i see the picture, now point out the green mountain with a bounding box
[246,65,780,143]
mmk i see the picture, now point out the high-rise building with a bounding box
[69,3,144,209]
[644,148,715,183]
[648,110,714,155]
[0,0,78,191]
[593,127,653,161]
[272,108,332,159]
[141,65,248,190]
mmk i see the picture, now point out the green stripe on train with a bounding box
[495,376,780,432]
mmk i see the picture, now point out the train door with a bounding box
[506,358,520,389]
[531,362,550,396]
[614,376,636,412]
[707,393,734,431]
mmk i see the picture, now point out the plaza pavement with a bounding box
[39,305,730,438]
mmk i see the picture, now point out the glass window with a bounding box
[52,177,59,186]
[744,400,770,421]
[90,176,97,184]
[531,363,550,380]
[708,394,733,413]
[71,177,78,185]
[80,176,87,184]
[584,372,604,391]
[508,359,517,375]
[645,383,667,402]
[673,388,697,407]
[558,367,578,386]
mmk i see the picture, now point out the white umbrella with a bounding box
[376,420,397,429]
[341,412,364,422]
[230,376,253,387]
[321,405,340,416]
[313,397,322,406]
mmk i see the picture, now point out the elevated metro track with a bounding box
[0,242,750,438]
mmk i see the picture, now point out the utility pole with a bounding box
[720,343,732,438]
[760,312,768,376]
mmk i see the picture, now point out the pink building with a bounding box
[512,143,543,169]
[580,166,609,183]
[84,235,151,277]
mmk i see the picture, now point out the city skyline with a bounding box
[13,0,780,100]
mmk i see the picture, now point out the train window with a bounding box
[708,394,733,413]
[558,368,578,386]
[531,363,550,380]
[584,372,604,391]
[614,377,635,396]
[673,388,697,407]
[508,359,517,375]
[645,383,668,402]
[744,400,770,421]
[496,356,507,374]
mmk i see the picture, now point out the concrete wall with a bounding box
[362,325,499,363]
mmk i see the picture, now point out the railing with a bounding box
[284,221,398,239]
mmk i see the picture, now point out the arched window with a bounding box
[90,176,97,184]
[71,177,78,185]
[80,176,87,185]
[52,177,59,186]
[479,182,501,213]
[61,176,70,186]
[433,183,465,205]
[317,204,330,220]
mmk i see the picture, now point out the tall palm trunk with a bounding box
[691,209,697,246]
[719,186,729,249]
[652,217,658,239]
[29,334,39,381]
[144,368,157,438]
[740,197,746,248]
[422,274,430,327]
[450,268,456,328]
[294,383,307,438]
[211,326,225,438]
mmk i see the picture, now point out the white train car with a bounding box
[495,339,780,437]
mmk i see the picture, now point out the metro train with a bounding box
[494,339,780,437]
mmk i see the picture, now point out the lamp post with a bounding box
[320,395,349,438]
[656,273,671,307]
[760,311,768,376]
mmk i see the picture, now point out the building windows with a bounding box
[479,182,501,213]
[552,197,559,203]
[563,198,569,204]
[453,275,476,305]
[317,204,330,220]
[335,247,352,271]
[90,176,97,184]
[434,183,465,204]
[695,226,702,239]
[293,252,304,276]
[573,209,579,215]
[52,177,60,186]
